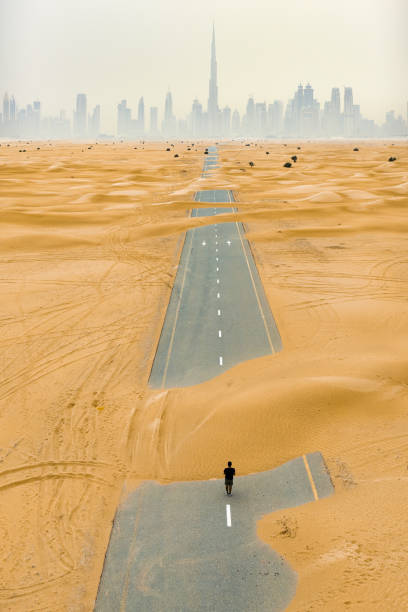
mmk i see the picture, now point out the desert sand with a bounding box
[0,139,407,610]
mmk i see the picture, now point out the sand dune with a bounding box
[0,140,407,610]
[342,188,378,200]
[306,190,343,202]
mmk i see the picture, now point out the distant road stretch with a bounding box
[202,145,219,176]
[149,188,282,388]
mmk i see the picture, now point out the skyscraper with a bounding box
[32,100,41,136]
[293,84,304,134]
[352,103,361,135]
[331,87,340,114]
[164,91,173,122]
[9,96,16,121]
[117,99,131,136]
[301,83,319,136]
[138,96,145,135]
[207,24,219,135]
[3,93,10,123]
[244,96,255,135]
[284,83,319,136]
[162,91,176,136]
[330,87,341,135]
[303,83,313,107]
[74,93,87,138]
[89,105,100,137]
[344,87,353,114]
[344,87,354,136]
[255,102,267,136]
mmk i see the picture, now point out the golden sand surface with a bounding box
[0,139,407,610]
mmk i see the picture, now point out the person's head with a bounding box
[228,461,232,467]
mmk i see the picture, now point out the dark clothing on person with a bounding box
[224,467,235,483]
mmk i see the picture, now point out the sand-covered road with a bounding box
[0,140,407,610]
[95,453,332,612]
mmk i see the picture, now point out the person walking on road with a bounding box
[224,461,235,495]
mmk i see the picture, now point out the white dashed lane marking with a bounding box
[226,504,231,527]
[194,199,233,373]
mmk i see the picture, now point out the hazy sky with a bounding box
[1,0,407,132]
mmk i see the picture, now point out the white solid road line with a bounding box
[219,356,223,366]
[226,504,231,527]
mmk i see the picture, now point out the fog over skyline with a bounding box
[1,0,407,134]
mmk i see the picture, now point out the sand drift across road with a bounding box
[149,187,282,388]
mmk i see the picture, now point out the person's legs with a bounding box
[227,483,232,495]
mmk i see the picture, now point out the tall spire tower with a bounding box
[207,23,219,134]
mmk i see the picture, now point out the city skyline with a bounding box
[1,23,407,140]
[1,85,407,141]
[1,0,407,132]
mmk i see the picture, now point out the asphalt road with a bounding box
[95,452,333,612]
[149,188,282,388]
[202,146,218,176]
